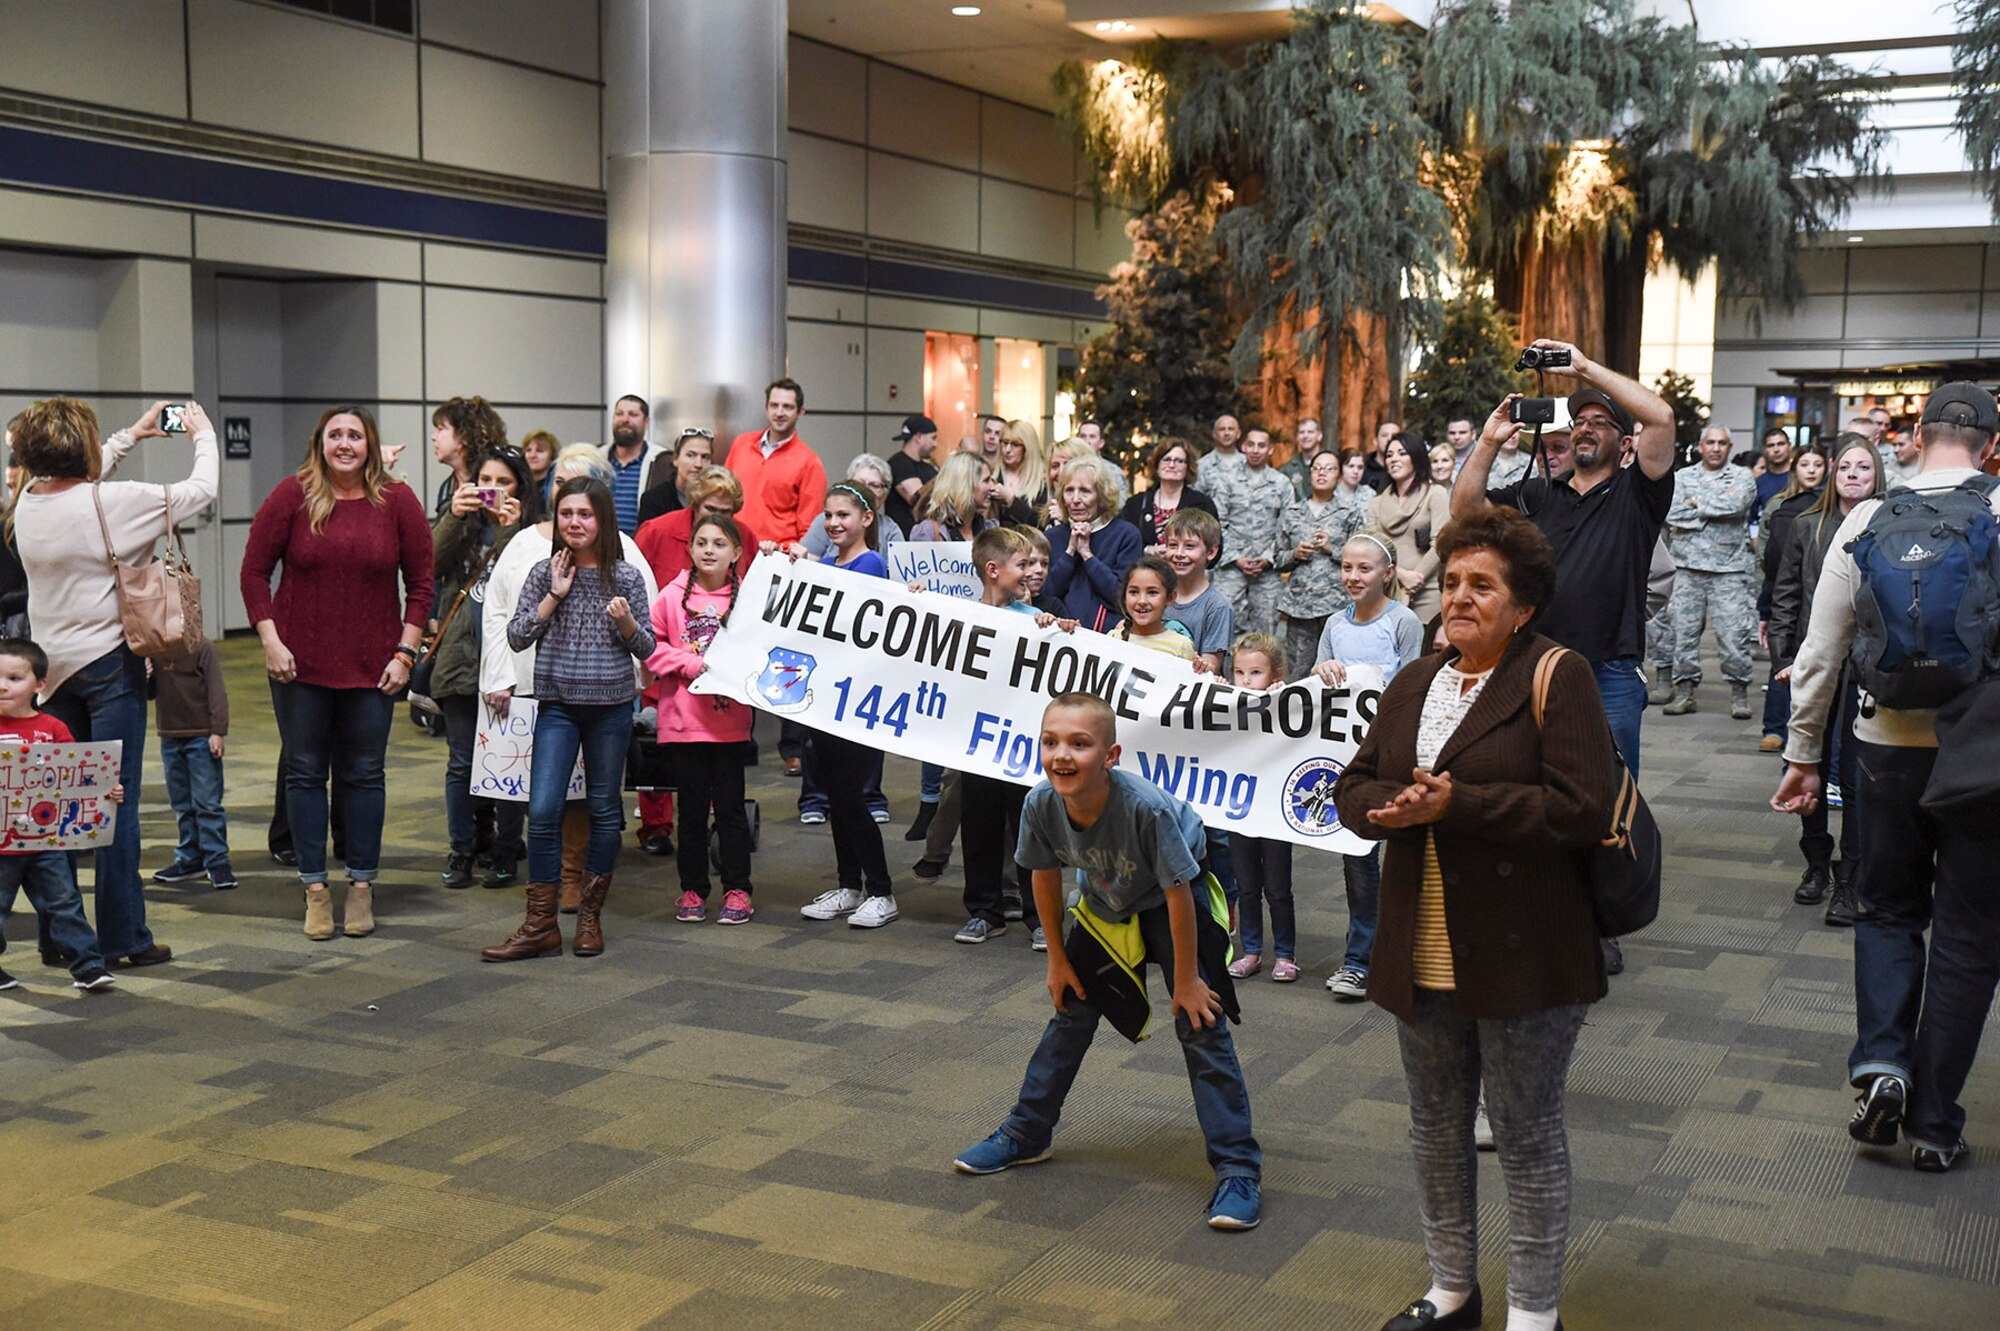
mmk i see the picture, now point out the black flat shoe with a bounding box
[1381,1287,1482,1331]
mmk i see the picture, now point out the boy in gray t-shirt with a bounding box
[951,694,1262,1231]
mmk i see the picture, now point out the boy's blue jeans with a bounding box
[160,736,230,869]
[1001,902,1261,1181]
[0,851,106,977]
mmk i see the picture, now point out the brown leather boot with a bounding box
[559,804,587,913]
[481,883,562,962]
[573,871,612,957]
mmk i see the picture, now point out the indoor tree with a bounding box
[1402,291,1525,444]
[1955,0,2000,217]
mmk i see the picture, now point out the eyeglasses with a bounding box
[678,427,715,441]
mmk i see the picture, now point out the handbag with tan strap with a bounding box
[91,483,204,658]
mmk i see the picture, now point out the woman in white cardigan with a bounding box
[481,445,656,909]
[11,398,218,968]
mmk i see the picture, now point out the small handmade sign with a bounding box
[886,541,980,599]
[0,740,122,851]
[469,698,587,802]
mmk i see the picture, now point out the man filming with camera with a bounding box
[1452,338,1677,777]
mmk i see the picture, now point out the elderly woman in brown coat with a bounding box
[1333,504,1615,1331]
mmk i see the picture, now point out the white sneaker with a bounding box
[801,887,862,919]
[849,895,900,928]
[1325,965,1368,1000]
[799,809,828,826]
[1474,1095,1496,1151]
[870,808,891,824]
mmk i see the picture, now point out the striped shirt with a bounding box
[1411,662,1492,990]
[507,559,656,705]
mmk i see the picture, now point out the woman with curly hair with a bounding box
[429,396,508,517]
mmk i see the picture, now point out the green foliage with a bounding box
[1171,3,1452,377]
[1653,369,1710,451]
[1955,0,2000,217]
[1051,49,1180,207]
[1075,192,1236,475]
[1402,292,1525,444]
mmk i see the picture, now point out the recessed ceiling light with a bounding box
[952,5,981,14]
[1095,20,1111,29]
[1848,235,1865,242]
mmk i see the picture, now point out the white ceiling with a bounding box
[788,0,1114,109]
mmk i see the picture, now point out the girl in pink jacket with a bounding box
[646,514,757,924]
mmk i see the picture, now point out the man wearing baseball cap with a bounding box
[887,414,938,535]
[1775,380,2000,1173]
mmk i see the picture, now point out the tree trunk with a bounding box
[1258,298,1327,464]
[1516,230,1605,365]
[1601,237,1648,379]
[1337,310,1392,453]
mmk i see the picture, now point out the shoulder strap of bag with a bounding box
[426,541,504,651]
[1531,645,1570,729]
[90,483,122,568]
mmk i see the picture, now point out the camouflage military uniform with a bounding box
[1665,462,1758,686]
[1275,493,1368,678]
[1279,447,1335,501]
[1209,461,1294,638]
[1489,446,1533,489]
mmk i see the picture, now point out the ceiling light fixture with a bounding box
[1095,20,1111,29]
[951,5,981,14]
[1848,234,1865,243]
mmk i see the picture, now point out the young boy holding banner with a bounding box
[953,692,1262,1232]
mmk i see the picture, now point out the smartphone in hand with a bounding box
[160,404,188,434]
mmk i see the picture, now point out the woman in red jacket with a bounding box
[242,406,434,942]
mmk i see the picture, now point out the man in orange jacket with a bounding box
[725,377,828,775]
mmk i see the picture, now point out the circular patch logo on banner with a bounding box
[1280,758,1344,837]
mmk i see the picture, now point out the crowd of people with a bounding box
[1,348,1993,1331]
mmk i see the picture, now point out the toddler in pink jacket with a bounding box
[646,515,757,924]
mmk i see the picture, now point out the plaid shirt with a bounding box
[507,559,656,705]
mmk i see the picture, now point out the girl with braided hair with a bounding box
[648,514,756,924]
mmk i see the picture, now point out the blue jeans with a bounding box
[1762,671,1790,742]
[1342,846,1381,970]
[438,694,523,859]
[1592,657,1646,779]
[526,701,629,883]
[0,850,105,977]
[919,761,944,804]
[1232,833,1294,959]
[1206,826,1237,906]
[42,645,151,956]
[798,747,888,818]
[1001,903,1261,1181]
[160,736,229,870]
[271,682,392,885]
[1848,741,2000,1150]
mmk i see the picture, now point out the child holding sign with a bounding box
[0,638,119,993]
[1225,634,1297,983]
[953,693,1261,1231]
[648,514,757,925]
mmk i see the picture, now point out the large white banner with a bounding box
[885,541,980,599]
[691,555,1379,853]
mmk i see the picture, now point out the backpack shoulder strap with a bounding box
[1531,646,1570,729]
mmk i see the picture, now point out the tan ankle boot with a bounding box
[481,883,562,962]
[573,871,612,957]
[559,805,587,913]
[304,887,335,940]
[344,882,375,937]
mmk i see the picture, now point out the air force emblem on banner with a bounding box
[1280,758,1343,836]
[752,648,816,713]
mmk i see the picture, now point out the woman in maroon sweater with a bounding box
[241,406,433,942]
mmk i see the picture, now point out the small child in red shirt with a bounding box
[0,638,121,993]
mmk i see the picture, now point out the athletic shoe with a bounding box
[1271,958,1300,983]
[151,860,205,884]
[870,807,891,824]
[799,809,828,826]
[1827,783,1844,809]
[718,889,754,925]
[1849,1074,1906,1147]
[208,862,239,891]
[800,888,862,920]
[1913,1139,1969,1173]
[1030,926,1047,952]
[0,967,17,991]
[72,967,116,993]
[953,1128,1050,1175]
[482,856,517,889]
[911,857,947,884]
[676,891,707,923]
[441,852,475,889]
[1474,1095,1496,1151]
[1325,965,1368,1000]
[1206,1177,1261,1231]
[954,918,1004,944]
[849,895,899,928]
[40,948,75,969]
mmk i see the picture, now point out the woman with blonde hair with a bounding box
[242,406,434,941]
[913,451,1000,542]
[1045,455,1143,631]
[520,429,560,504]
[12,397,219,968]
[994,420,1046,523]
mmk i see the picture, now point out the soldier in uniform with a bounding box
[1277,416,1327,499]
[1662,424,1759,718]
[1209,426,1294,638]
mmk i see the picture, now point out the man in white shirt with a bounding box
[1775,381,2000,1175]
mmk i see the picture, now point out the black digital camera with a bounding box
[1514,346,1572,373]
[1509,397,1557,425]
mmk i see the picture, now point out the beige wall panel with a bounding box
[865,154,978,251]
[865,295,979,335]
[788,286,864,323]
[869,65,979,172]
[1715,295,1846,343]
[785,319,866,413]
[422,47,600,189]
[425,288,601,405]
[865,327,925,415]
[188,0,418,157]
[789,38,867,141]
[981,99,1073,193]
[0,188,190,260]
[1844,244,1984,294]
[423,244,602,300]
[375,283,425,402]
[980,179,1074,268]
[0,0,186,119]
[0,251,109,392]
[1844,292,1980,340]
[423,0,599,80]
[980,311,1076,343]
[1073,199,1135,275]
[195,217,423,282]
[788,134,868,233]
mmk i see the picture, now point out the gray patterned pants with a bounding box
[1669,568,1756,685]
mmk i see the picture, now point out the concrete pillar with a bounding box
[604,0,788,441]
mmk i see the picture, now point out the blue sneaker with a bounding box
[1207,1177,1261,1230]
[953,1129,1050,1175]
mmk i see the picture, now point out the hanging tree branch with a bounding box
[1954,0,2000,218]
